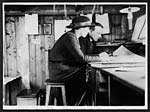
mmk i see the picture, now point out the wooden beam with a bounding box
[5,10,104,16]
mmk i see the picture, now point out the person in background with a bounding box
[79,22,110,105]
[79,22,104,55]
[48,16,109,105]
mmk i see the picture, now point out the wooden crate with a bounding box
[17,89,40,105]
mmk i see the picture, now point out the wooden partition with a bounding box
[102,14,129,42]
[4,15,55,91]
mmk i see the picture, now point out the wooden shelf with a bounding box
[3,76,21,85]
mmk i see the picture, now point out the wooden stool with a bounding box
[45,81,67,106]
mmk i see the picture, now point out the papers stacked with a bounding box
[111,45,145,63]
[92,45,145,68]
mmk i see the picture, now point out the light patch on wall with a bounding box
[96,13,110,34]
[31,36,41,45]
[25,14,38,34]
[132,14,146,44]
[86,14,92,23]
[43,24,52,35]
[54,20,71,41]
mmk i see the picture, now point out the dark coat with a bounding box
[49,30,100,82]
[79,34,97,54]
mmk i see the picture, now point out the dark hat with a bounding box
[66,16,94,29]
[91,22,104,28]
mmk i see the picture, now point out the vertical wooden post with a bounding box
[41,35,46,89]
[35,35,42,89]
[108,76,111,106]
[5,17,17,77]
[121,14,128,39]
[15,16,30,89]
[3,19,8,77]
[28,35,36,89]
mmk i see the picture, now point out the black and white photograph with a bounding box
[2,2,148,110]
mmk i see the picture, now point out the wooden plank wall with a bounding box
[3,18,8,77]
[4,16,30,89]
[4,16,30,105]
[102,14,128,42]
[15,16,30,89]
[4,15,55,91]
[28,16,54,90]
[5,17,17,77]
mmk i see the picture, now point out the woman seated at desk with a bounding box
[49,16,110,105]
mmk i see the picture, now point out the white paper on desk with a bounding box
[111,45,145,63]
[114,67,134,72]
[91,45,145,69]
[113,67,145,78]
[113,45,133,56]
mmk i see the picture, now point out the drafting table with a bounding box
[90,55,145,105]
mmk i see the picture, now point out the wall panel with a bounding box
[5,17,17,77]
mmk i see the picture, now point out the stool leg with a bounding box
[92,93,96,106]
[61,86,67,105]
[45,85,51,105]
[54,97,57,105]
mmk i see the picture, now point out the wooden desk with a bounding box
[3,76,21,105]
[101,67,145,94]
[90,56,145,105]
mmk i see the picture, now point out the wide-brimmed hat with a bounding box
[91,22,104,28]
[66,16,94,29]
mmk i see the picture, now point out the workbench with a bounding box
[90,54,146,106]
